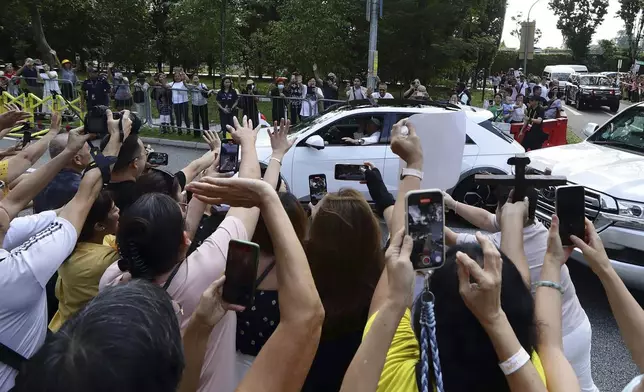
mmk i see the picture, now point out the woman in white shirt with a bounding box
[39,66,61,114]
[168,73,190,135]
[508,93,526,123]
[300,78,324,119]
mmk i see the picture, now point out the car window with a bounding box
[478,120,514,144]
[589,107,644,154]
[579,76,610,86]
[396,112,476,144]
[317,114,386,146]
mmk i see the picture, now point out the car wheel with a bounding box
[451,175,499,214]
[610,103,619,113]
[575,96,584,110]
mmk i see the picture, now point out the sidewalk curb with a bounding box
[140,137,210,150]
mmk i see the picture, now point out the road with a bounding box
[2,129,641,391]
[564,99,635,139]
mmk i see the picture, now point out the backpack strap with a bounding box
[255,261,276,289]
[0,341,27,371]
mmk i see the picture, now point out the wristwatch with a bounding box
[401,168,423,180]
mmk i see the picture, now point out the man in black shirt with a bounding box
[81,67,111,111]
[313,63,339,109]
[520,95,548,151]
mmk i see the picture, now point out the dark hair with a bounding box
[18,280,184,392]
[496,186,538,223]
[135,169,181,201]
[548,90,555,99]
[117,193,185,280]
[100,134,142,173]
[493,93,502,99]
[252,192,307,255]
[413,244,536,392]
[556,91,564,99]
[220,77,232,91]
[78,190,115,242]
[306,188,384,338]
[516,94,524,101]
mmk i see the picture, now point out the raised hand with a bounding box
[49,111,62,136]
[545,215,573,265]
[194,276,245,327]
[390,118,422,167]
[570,218,612,276]
[456,233,503,326]
[384,229,415,306]
[443,191,457,211]
[227,115,259,146]
[65,127,92,153]
[0,104,31,130]
[270,119,294,157]
[202,129,221,153]
[185,177,273,208]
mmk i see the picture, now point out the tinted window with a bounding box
[478,120,514,144]
[589,107,644,154]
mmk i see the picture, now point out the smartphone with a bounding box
[309,174,327,205]
[334,164,367,181]
[405,190,445,270]
[556,185,586,246]
[22,131,31,146]
[147,152,168,166]
[221,239,260,308]
[220,140,239,173]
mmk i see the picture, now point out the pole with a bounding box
[220,0,226,75]
[367,0,379,90]
[524,0,541,75]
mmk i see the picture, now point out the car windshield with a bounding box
[590,107,644,154]
[478,120,515,143]
[551,73,570,81]
[287,110,343,137]
[579,76,610,86]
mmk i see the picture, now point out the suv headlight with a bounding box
[601,198,644,229]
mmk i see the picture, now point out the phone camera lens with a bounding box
[421,256,431,266]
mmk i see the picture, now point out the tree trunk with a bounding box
[29,2,55,66]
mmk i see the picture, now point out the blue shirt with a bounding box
[33,169,82,213]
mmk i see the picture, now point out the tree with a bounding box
[509,12,542,46]
[618,0,644,62]
[549,0,609,61]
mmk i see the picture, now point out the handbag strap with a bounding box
[255,261,276,289]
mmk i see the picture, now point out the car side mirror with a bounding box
[583,122,598,138]
[305,135,325,150]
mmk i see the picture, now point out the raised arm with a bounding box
[340,229,414,392]
[0,104,31,133]
[444,191,498,232]
[180,151,216,185]
[499,196,531,285]
[312,63,323,86]
[185,178,324,392]
[59,110,128,236]
[535,216,580,392]
[571,219,644,372]
[5,111,63,184]
[263,119,294,190]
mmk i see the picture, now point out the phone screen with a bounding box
[220,141,239,173]
[309,174,327,205]
[147,152,168,166]
[406,190,445,270]
[335,164,367,181]
[222,240,260,308]
[556,185,585,246]
[22,131,31,146]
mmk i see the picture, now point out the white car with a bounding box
[254,102,525,208]
[527,103,644,289]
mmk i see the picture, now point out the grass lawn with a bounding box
[566,127,583,144]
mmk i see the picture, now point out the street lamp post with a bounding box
[366,0,380,90]
[523,0,541,74]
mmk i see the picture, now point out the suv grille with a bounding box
[535,183,601,228]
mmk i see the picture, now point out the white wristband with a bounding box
[498,347,530,376]
[401,168,423,180]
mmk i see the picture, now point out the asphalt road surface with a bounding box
[564,99,635,140]
[3,129,641,391]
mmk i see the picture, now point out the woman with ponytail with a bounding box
[99,115,265,392]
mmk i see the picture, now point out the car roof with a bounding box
[544,65,575,72]
[341,102,493,122]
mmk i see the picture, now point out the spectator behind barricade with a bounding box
[491,72,501,95]
[444,189,598,391]
[3,64,19,97]
[286,73,304,125]
[169,72,191,135]
[456,82,471,105]
[81,67,111,112]
[111,71,132,111]
[234,192,308,382]
[544,91,564,120]
[532,85,547,105]
[57,58,77,101]
[39,65,61,115]
[153,73,174,134]
[189,75,214,138]
[347,76,368,101]
[48,190,120,332]
[301,77,324,120]
[19,280,185,392]
[268,77,288,123]
[301,188,384,392]
[404,79,423,99]
[216,76,239,137]
[520,95,548,152]
[372,83,393,99]
[103,134,147,211]
[0,116,127,391]
[16,58,38,91]
[99,117,262,392]
[313,63,339,109]
[241,79,260,127]
[508,94,526,123]
[501,95,514,122]
[539,78,549,100]
[133,73,150,122]
[488,93,503,120]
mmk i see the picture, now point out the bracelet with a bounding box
[401,168,423,180]
[533,280,565,295]
[270,157,282,166]
[498,347,530,376]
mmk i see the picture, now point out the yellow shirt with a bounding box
[103,234,117,250]
[0,160,9,196]
[49,242,120,332]
[363,310,547,392]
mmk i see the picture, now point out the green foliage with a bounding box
[548,0,609,61]
[617,0,644,62]
[491,50,632,74]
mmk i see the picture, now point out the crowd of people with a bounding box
[0,99,643,392]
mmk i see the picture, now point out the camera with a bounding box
[84,105,142,136]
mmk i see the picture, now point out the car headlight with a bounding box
[601,199,644,230]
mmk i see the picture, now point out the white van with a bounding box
[558,64,588,73]
[543,65,576,87]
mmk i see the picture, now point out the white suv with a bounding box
[527,103,644,289]
[254,102,525,209]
